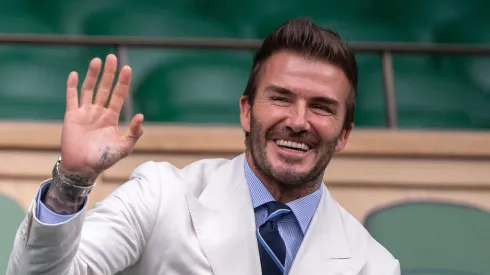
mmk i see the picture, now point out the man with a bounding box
[7,18,400,275]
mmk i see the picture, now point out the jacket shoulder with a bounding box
[336,203,400,274]
[133,156,235,197]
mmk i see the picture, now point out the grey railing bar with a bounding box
[381,52,397,128]
[0,34,262,50]
[349,43,490,55]
[0,33,489,54]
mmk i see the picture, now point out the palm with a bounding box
[62,106,119,171]
[60,55,143,176]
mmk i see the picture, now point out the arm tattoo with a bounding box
[42,183,86,215]
[41,147,117,215]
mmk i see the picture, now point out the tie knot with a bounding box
[265,201,292,222]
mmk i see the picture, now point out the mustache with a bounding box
[265,127,319,147]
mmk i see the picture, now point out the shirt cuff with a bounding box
[35,181,86,224]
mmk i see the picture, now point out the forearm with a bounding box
[41,160,98,215]
[42,183,86,215]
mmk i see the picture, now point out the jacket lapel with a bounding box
[185,154,262,275]
[288,187,365,275]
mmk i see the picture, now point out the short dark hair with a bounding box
[243,18,358,131]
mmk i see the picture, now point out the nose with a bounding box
[286,102,311,133]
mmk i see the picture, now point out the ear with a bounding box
[334,122,353,152]
[239,95,252,133]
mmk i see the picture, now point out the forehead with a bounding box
[258,51,351,102]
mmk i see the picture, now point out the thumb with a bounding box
[122,113,144,146]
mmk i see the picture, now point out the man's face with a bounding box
[240,51,353,186]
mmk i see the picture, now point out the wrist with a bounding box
[52,157,97,198]
[58,160,99,186]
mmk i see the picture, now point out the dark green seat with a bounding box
[20,0,201,34]
[133,51,252,124]
[0,0,488,129]
[0,10,73,56]
[394,56,490,129]
[316,19,412,43]
[194,0,414,40]
[403,269,482,275]
[356,55,490,129]
[58,0,197,33]
[250,0,413,41]
[353,53,387,127]
[364,0,486,42]
[191,0,326,38]
[80,6,238,93]
[0,0,69,34]
[364,201,490,274]
[82,5,233,38]
[0,195,25,273]
[0,13,55,34]
[432,15,490,94]
[0,48,92,120]
[0,3,100,121]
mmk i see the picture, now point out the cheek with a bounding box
[266,103,288,116]
[255,105,287,128]
[312,117,343,141]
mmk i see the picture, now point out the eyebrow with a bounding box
[264,84,340,107]
[264,84,293,96]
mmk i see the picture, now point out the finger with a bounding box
[120,114,144,155]
[94,54,118,106]
[66,71,79,111]
[124,113,144,142]
[80,58,102,106]
[108,65,132,114]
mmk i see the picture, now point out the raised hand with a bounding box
[60,54,144,184]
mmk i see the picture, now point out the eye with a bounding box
[272,96,288,102]
[270,96,290,105]
[311,104,331,115]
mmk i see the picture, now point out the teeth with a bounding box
[275,139,310,151]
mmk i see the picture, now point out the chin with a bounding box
[271,165,316,186]
[271,159,311,174]
[266,156,317,184]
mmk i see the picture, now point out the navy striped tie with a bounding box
[256,201,292,275]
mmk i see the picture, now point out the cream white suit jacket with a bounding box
[7,153,400,275]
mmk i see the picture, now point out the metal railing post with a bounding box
[381,51,398,128]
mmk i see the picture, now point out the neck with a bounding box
[246,153,323,204]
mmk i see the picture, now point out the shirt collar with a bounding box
[244,160,323,234]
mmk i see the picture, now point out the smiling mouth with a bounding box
[274,139,311,153]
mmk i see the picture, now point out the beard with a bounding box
[246,111,340,187]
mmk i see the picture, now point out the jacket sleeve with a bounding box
[36,181,82,224]
[7,161,162,275]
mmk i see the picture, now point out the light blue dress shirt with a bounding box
[35,181,85,224]
[36,161,323,274]
[244,161,323,274]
